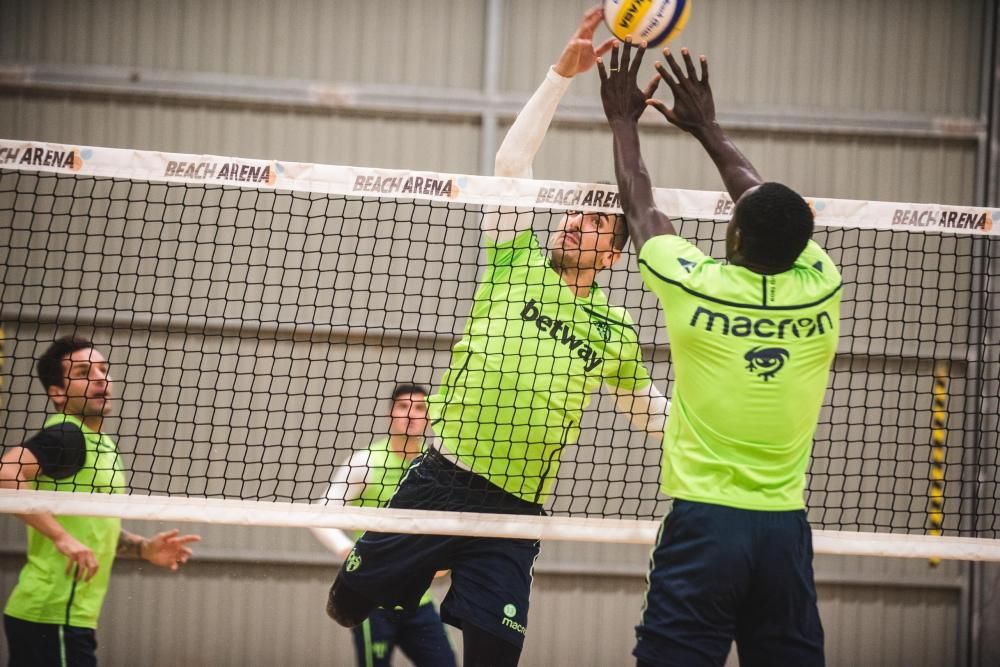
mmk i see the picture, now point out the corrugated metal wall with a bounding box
[0,1,994,665]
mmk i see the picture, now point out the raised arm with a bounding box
[483,5,614,242]
[598,39,676,254]
[310,449,369,560]
[647,48,762,202]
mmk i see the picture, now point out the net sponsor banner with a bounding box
[1,139,996,236]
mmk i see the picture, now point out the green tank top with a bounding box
[351,438,433,606]
[351,438,408,508]
[5,414,126,629]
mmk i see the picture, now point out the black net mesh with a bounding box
[1,169,997,537]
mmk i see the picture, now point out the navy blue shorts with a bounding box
[634,500,825,667]
[4,615,97,667]
[335,449,543,649]
[351,602,456,667]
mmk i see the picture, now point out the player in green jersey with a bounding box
[328,8,669,667]
[312,384,455,667]
[598,40,839,666]
[0,336,200,666]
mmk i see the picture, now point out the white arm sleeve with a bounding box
[609,382,670,439]
[309,450,370,556]
[482,67,574,244]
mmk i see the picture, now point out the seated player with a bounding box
[0,336,201,666]
[325,7,669,667]
[598,40,840,666]
[311,384,455,667]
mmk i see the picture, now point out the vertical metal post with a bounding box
[969,3,999,665]
[479,0,505,175]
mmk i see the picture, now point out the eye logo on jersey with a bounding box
[744,346,790,381]
[345,549,362,573]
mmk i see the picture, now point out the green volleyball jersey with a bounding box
[428,230,651,504]
[5,414,126,629]
[638,235,842,510]
[351,438,433,606]
[352,438,409,508]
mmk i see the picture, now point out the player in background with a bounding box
[311,384,456,667]
[0,336,200,666]
[598,39,839,667]
[326,7,669,667]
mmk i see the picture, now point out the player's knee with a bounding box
[326,577,374,628]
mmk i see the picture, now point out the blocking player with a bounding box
[311,384,455,667]
[326,7,669,667]
[0,336,201,666]
[598,39,839,666]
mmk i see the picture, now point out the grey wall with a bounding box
[0,1,997,665]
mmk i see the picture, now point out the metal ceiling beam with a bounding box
[0,62,983,143]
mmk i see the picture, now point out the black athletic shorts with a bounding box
[4,615,98,667]
[351,602,456,667]
[634,500,825,667]
[335,448,544,649]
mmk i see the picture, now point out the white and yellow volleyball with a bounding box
[603,0,691,48]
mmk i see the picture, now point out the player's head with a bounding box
[36,336,113,418]
[727,183,814,272]
[389,383,428,439]
[549,211,629,273]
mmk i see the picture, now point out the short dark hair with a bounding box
[36,336,96,391]
[391,383,428,402]
[734,182,814,270]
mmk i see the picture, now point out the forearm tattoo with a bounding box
[117,532,144,558]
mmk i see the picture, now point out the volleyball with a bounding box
[603,0,691,48]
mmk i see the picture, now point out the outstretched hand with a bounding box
[597,38,661,124]
[141,529,201,571]
[553,5,616,78]
[647,48,716,134]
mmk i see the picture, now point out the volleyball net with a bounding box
[0,140,997,559]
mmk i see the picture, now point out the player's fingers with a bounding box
[597,57,608,83]
[645,98,671,120]
[682,48,698,80]
[699,54,709,83]
[595,37,615,58]
[620,36,633,73]
[663,48,687,83]
[609,41,620,72]
[578,5,603,36]
[629,40,647,77]
[654,61,680,94]
[642,73,661,100]
[84,558,99,582]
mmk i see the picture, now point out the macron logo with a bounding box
[520,300,604,373]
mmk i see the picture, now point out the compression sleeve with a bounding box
[609,382,670,439]
[309,450,371,556]
[482,67,573,244]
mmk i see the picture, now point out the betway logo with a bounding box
[691,306,834,338]
[520,300,604,372]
